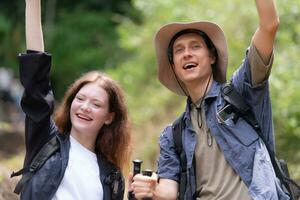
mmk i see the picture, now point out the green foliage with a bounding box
[48,10,128,98]
[0,0,140,97]
[271,0,300,177]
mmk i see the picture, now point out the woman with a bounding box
[11,0,131,199]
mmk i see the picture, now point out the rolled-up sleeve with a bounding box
[19,50,54,122]
[19,50,56,166]
[157,126,180,182]
[231,46,275,154]
[248,42,274,87]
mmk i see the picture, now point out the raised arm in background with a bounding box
[25,0,44,52]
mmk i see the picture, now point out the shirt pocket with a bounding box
[221,118,259,147]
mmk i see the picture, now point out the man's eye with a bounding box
[174,48,183,54]
[192,44,201,49]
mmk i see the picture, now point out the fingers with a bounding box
[128,172,134,191]
[131,173,158,199]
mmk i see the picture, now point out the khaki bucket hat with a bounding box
[154,21,228,95]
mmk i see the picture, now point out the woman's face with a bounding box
[70,82,114,139]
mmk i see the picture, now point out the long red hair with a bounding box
[54,71,131,173]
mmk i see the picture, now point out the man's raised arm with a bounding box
[252,0,279,64]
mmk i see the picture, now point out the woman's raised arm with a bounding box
[25,0,44,52]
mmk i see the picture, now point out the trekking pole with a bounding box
[128,159,143,200]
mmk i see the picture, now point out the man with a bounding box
[131,0,290,200]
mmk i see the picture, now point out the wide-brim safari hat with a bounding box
[154,21,228,95]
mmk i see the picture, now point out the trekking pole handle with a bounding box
[142,169,152,177]
[128,159,143,200]
[133,159,143,176]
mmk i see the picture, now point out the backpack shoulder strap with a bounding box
[221,82,300,197]
[111,170,124,200]
[221,83,261,131]
[103,164,124,200]
[11,135,60,194]
[172,113,184,156]
[172,113,187,200]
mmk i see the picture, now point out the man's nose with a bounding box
[183,48,192,58]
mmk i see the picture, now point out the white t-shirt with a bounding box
[52,136,103,200]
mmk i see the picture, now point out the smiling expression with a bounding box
[70,82,114,139]
[172,33,216,86]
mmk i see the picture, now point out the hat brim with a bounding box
[154,21,228,96]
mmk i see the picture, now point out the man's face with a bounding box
[172,33,215,86]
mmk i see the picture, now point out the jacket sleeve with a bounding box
[157,126,181,182]
[19,50,57,166]
[230,47,275,153]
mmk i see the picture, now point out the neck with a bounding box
[70,129,97,152]
[186,74,213,103]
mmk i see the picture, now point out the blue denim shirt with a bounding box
[157,50,290,200]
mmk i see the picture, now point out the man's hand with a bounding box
[131,173,158,199]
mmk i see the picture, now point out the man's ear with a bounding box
[104,112,115,125]
[210,55,216,65]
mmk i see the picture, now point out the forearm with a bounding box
[153,179,178,200]
[252,0,279,65]
[25,0,44,52]
[255,0,279,32]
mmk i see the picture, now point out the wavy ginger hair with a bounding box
[54,71,131,173]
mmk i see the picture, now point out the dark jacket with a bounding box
[15,51,124,200]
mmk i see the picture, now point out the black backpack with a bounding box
[172,83,300,200]
[11,135,60,194]
[11,135,123,199]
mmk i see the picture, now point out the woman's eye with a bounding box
[93,104,101,108]
[75,96,84,101]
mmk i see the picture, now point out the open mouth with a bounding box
[183,63,197,70]
[76,113,92,121]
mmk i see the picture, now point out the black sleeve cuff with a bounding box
[18,51,54,122]
[18,51,52,90]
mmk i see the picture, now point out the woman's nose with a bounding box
[81,101,91,112]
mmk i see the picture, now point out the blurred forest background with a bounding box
[0,0,299,199]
